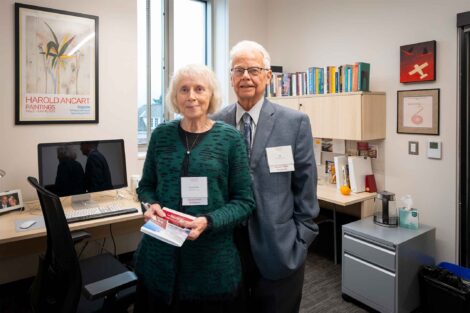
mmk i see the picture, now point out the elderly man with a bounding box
[212,40,320,313]
[1,195,8,208]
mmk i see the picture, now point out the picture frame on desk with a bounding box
[15,3,99,124]
[0,189,24,214]
[397,89,439,135]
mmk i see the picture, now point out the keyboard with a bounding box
[65,204,139,223]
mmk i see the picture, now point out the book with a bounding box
[329,66,336,93]
[334,155,348,190]
[317,68,324,94]
[140,207,195,247]
[282,73,291,96]
[348,156,373,193]
[343,64,353,92]
[352,64,358,91]
[357,62,370,91]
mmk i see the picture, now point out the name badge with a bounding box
[266,145,295,173]
[181,177,208,205]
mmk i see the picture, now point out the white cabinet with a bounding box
[272,92,386,140]
[342,217,435,313]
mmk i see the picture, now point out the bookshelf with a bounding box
[270,92,386,141]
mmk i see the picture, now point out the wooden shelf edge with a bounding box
[268,91,386,100]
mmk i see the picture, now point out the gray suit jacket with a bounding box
[212,98,319,280]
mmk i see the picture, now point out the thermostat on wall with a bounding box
[427,139,442,159]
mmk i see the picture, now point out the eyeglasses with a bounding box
[231,67,269,77]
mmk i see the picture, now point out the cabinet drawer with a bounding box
[343,233,396,271]
[342,253,396,313]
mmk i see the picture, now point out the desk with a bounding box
[316,184,376,264]
[0,190,143,284]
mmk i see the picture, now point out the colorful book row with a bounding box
[266,62,370,97]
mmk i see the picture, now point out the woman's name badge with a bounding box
[181,177,208,205]
[266,145,295,173]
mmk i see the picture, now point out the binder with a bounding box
[348,156,373,192]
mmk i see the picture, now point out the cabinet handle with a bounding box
[344,234,396,256]
[344,253,396,277]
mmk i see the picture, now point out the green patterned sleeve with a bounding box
[206,130,255,230]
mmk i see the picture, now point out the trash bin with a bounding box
[438,262,470,281]
[419,264,470,313]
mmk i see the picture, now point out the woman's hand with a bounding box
[143,203,166,222]
[179,217,208,240]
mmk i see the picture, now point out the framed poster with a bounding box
[15,3,99,124]
[397,89,439,135]
[400,40,436,83]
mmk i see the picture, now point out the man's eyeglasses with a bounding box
[231,67,269,77]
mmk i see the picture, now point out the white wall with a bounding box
[0,0,139,200]
[228,0,268,104]
[262,0,470,263]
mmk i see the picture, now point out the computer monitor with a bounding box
[38,139,127,208]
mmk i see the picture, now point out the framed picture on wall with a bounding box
[15,3,99,124]
[400,40,436,83]
[397,89,440,135]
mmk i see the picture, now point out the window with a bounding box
[137,0,211,150]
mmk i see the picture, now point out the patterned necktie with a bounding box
[241,113,252,157]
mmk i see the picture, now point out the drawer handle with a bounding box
[345,253,396,277]
[345,234,396,256]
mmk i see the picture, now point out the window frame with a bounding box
[139,0,212,152]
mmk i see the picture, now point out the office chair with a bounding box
[27,176,137,313]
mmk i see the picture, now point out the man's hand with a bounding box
[179,217,208,240]
[143,203,166,222]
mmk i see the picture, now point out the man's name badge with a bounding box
[266,145,295,173]
[181,177,208,205]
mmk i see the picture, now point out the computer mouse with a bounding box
[19,220,37,229]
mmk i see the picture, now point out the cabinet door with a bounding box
[273,98,300,111]
[272,93,385,140]
[302,94,363,140]
[361,94,386,140]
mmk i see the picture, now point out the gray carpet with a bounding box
[300,252,369,313]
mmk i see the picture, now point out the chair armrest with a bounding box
[82,271,137,300]
[71,230,91,244]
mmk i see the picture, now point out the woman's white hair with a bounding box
[166,64,221,115]
[230,40,271,69]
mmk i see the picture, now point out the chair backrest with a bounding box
[27,176,82,313]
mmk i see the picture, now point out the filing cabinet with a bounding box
[342,217,435,313]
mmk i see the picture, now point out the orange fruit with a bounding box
[340,185,351,195]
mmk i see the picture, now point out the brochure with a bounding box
[140,207,195,247]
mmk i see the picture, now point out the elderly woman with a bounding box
[8,195,18,207]
[134,64,255,313]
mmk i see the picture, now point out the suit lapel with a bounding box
[222,104,237,126]
[251,100,276,168]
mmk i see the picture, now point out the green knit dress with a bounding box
[135,120,255,302]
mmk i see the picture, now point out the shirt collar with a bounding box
[236,97,264,127]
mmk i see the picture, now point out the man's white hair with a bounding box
[230,40,271,69]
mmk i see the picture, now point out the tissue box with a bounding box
[399,208,419,229]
